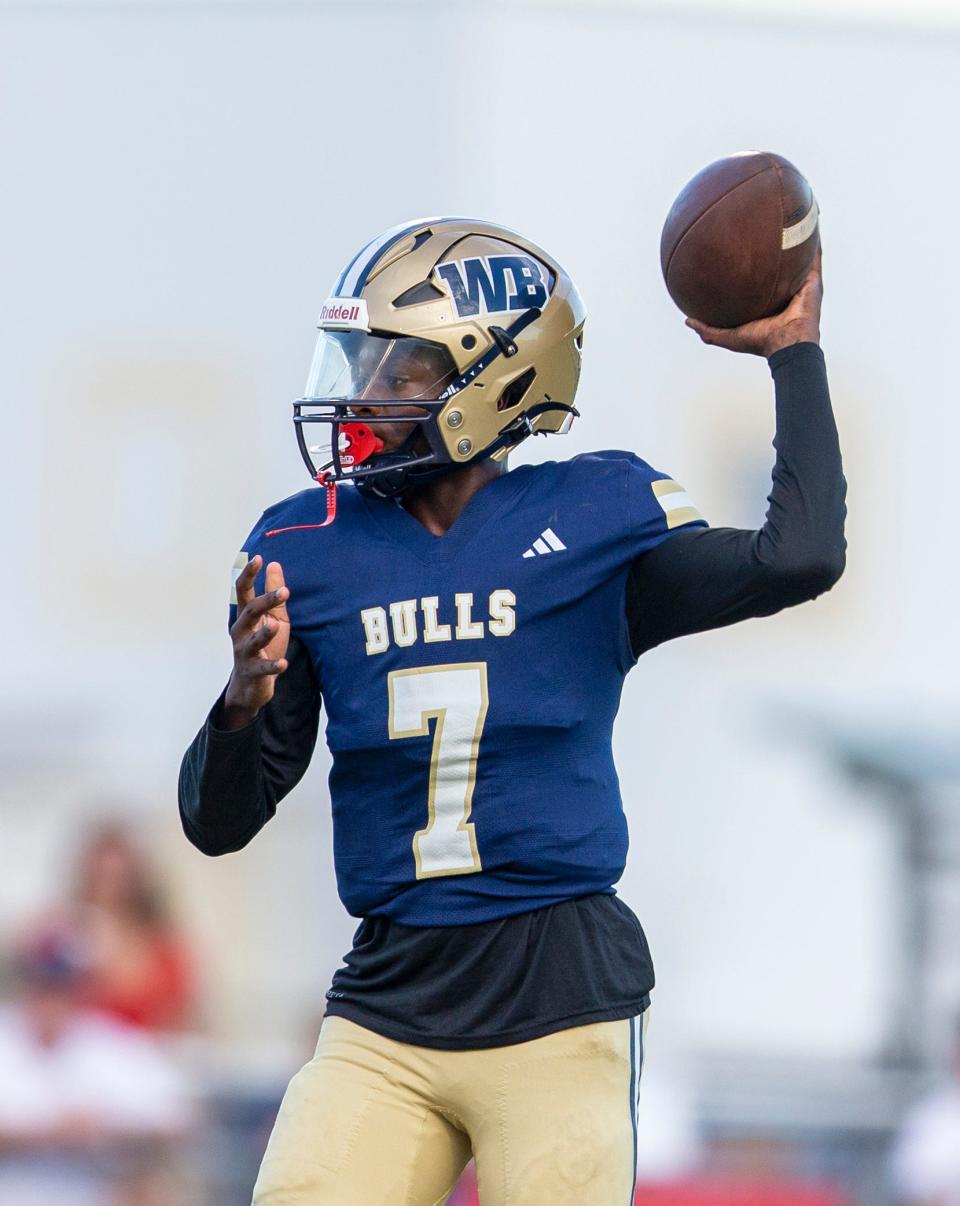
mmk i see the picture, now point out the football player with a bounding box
[180,218,844,1205]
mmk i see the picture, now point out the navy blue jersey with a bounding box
[231,452,706,925]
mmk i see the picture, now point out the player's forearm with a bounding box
[757,341,846,586]
[626,341,845,653]
[178,637,321,856]
[178,700,274,855]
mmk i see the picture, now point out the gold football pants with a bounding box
[251,1009,649,1205]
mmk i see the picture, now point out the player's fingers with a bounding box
[231,586,290,637]
[234,555,262,610]
[686,316,751,351]
[801,257,823,288]
[242,618,277,655]
[264,561,290,619]
[793,266,824,314]
[264,561,286,593]
[685,317,716,344]
[797,241,823,296]
[244,657,288,678]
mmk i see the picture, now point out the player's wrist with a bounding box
[220,703,260,731]
[762,324,820,359]
[222,682,262,730]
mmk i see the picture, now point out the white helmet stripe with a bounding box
[337,216,469,298]
[337,218,434,297]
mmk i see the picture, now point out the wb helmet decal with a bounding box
[435,255,550,318]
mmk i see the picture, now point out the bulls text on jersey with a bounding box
[361,590,516,655]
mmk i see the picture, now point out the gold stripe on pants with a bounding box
[252,1009,648,1206]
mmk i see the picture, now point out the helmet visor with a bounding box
[303,330,457,403]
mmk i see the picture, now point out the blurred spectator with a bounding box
[37,820,196,1032]
[0,928,196,1206]
[891,1014,960,1206]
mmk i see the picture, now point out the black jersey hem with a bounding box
[322,992,651,1052]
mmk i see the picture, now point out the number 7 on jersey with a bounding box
[388,663,488,879]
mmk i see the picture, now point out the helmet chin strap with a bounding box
[353,426,443,499]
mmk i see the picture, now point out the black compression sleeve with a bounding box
[177,636,321,855]
[626,342,846,658]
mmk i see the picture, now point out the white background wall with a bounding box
[2,0,958,1072]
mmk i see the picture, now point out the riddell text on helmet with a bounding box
[317,298,369,329]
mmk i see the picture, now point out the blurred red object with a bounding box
[634,1179,849,1206]
[445,1163,479,1204]
[444,1174,847,1206]
[82,932,193,1030]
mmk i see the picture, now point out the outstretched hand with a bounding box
[223,556,291,730]
[685,247,822,358]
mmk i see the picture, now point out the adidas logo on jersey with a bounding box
[522,528,566,558]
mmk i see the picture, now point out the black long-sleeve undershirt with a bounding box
[178,640,320,857]
[625,340,845,655]
[179,340,845,859]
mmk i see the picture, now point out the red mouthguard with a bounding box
[339,422,385,468]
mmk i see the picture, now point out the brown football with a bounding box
[660,151,820,329]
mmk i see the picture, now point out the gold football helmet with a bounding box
[294,217,586,498]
